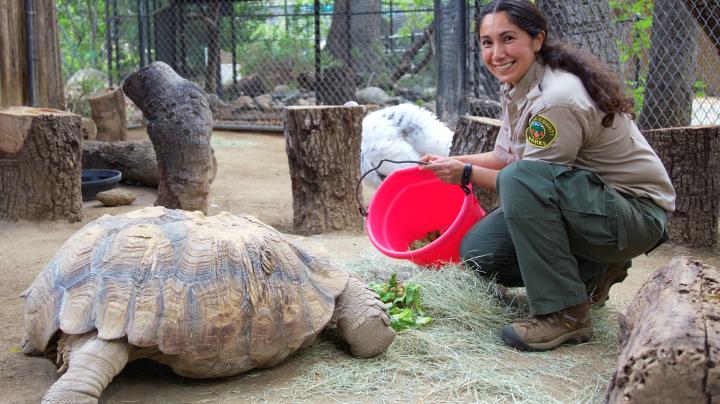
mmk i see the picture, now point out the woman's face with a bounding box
[479,11,544,86]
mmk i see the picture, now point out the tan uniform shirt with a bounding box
[493,62,676,212]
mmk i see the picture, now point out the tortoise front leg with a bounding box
[42,332,130,404]
[334,275,396,358]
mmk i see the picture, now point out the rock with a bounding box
[273,84,290,93]
[296,97,315,106]
[232,95,255,109]
[254,94,279,112]
[80,117,97,140]
[355,87,390,105]
[96,188,136,206]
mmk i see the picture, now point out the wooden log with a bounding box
[122,62,214,214]
[33,0,64,109]
[643,125,720,248]
[0,1,25,107]
[0,107,82,222]
[82,140,158,187]
[284,105,365,234]
[87,86,128,141]
[80,117,97,140]
[0,0,63,108]
[450,116,502,211]
[605,256,720,403]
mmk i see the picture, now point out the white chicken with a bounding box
[360,103,453,188]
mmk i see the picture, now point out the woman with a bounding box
[421,0,675,351]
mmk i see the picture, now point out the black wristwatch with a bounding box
[461,163,473,186]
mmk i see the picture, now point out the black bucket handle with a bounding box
[356,159,470,217]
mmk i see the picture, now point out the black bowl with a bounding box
[81,169,122,201]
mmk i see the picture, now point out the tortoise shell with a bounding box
[23,207,348,374]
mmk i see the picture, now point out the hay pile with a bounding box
[293,253,619,402]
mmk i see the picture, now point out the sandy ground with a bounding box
[0,128,718,403]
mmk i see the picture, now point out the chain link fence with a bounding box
[59,0,719,131]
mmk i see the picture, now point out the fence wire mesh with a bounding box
[58,0,719,131]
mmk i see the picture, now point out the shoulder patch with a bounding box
[525,114,558,149]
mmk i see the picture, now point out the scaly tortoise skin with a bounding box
[22,207,395,403]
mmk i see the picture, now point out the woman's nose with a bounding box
[492,44,506,61]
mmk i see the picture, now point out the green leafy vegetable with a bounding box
[368,273,433,332]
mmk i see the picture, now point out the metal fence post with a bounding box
[434,0,467,128]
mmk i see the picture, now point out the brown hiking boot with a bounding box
[501,301,593,351]
[590,261,631,307]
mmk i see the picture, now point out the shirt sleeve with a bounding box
[522,105,589,166]
[493,125,516,165]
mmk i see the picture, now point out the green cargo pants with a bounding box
[460,160,668,315]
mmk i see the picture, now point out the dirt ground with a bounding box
[0,128,718,403]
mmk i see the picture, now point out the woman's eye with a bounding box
[481,40,492,48]
[503,36,515,43]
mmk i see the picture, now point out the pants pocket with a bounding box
[555,170,618,247]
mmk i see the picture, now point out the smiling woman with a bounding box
[419,0,676,353]
[478,10,544,86]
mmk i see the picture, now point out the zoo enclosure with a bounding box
[58,0,720,130]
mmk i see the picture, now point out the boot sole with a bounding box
[501,325,594,351]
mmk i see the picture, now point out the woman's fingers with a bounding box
[425,158,463,184]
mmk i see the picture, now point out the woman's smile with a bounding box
[479,11,544,85]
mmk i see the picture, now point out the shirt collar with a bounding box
[503,61,545,106]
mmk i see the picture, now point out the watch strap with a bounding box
[461,163,472,186]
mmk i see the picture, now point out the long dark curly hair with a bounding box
[477,0,634,126]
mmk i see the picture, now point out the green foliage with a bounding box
[65,69,107,117]
[368,273,433,332]
[610,0,654,114]
[56,0,107,80]
[626,75,647,114]
[390,0,434,38]
[693,80,707,98]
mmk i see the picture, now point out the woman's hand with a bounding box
[421,156,466,184]
[419,154,444,164]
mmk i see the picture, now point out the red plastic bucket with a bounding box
[366,166,486,267]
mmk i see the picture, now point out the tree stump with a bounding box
[0,107,82,222]
[643,125,719,248]
[82,140,159,187]
[122,62,214,214]
[606,256,720,403]
[284,105,365,234]
[87,86,128,141]
[450,116,502,211]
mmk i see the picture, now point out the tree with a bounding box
[326,0,384,78]
[683,0,720,57]
[536,0,621,74]
[639,0,698,129]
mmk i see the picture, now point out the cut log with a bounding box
[643,125,719,248]
[284,105,365,234]
[80,117,97,140]
[82,140,158,187]
[87,86,128,141]
[122,62,214,213]
[450,116,502,211]
[0,107,82,222]
[605,256,720,403]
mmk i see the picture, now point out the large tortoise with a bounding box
[22,207,395,403]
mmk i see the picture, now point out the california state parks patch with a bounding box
[525,114,558,149]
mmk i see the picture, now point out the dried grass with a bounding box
[291,253,620,403]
